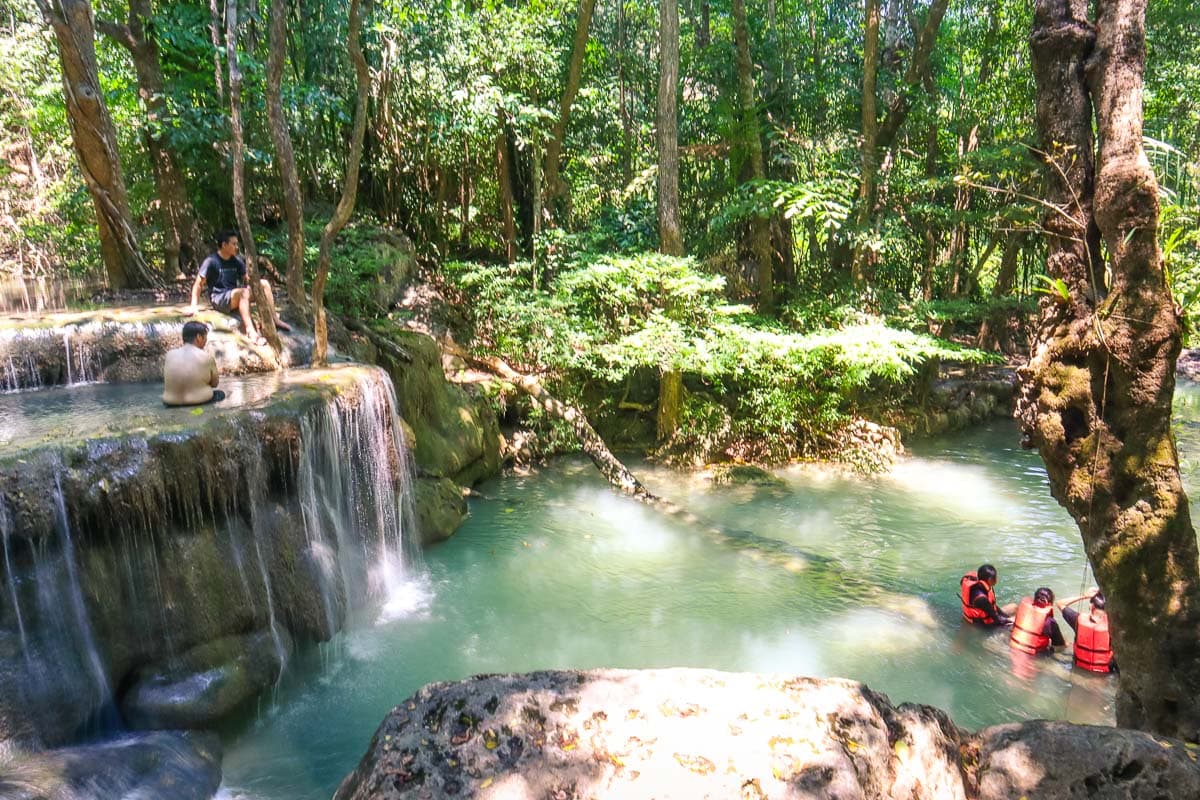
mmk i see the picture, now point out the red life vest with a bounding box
[1074,610,1113,673]
[960,573,996,624]
[1009,597,1053,654]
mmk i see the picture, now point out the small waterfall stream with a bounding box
[0,366,420,745]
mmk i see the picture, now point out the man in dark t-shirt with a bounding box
[189,229,291,344]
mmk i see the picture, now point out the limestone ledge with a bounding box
[0,304,312,390]
[337,668,1200,800]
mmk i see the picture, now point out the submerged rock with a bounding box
[335,669,969,800]
[338,669,1200,800]
[0,730,221,800]
[120,630,293,730]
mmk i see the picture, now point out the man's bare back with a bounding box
[163,323,220,406]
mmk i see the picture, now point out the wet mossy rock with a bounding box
[371,230,418,311]
[337,669,1200,800]
[414,476,468,547]
[120,630,294,730]
[368,326,503,486]
[0,731,222,800]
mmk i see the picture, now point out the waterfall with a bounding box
[51,473,113,712]
[0,366,420,742]
[295,368,420,626]
[0,500,29,657]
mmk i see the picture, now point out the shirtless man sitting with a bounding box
[163,321,225,407]
[189,229,291,345]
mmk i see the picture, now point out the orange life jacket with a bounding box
[960,573,996,624]
[1074,610,1113,673]
[1009,597,1053,654]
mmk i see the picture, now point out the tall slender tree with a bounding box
[1019,0,1200,741]
[731,0,773,312]
[851,0,950,285]
[312,0,371,366]
[265,0,306,310]
[227,0,281,352]
[657,0,683,257]
[34,0,159,289]
[541,0,596,222]
[98,0,202,279]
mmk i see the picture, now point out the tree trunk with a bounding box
[852,0,950,284]
[541,0,596,222]
[496,110,516,264]
[227,0,281,353]
[99,0,202,280]
[976,233,1022,352]
[1019,0,1200,742]
[618,0,633,187]
[657,0,683,257]
[656,369,684,443]
[732,0,773,313]
[312,0,369,366]
[851,0,881,286]
[266,0,306,310]
[209,0,224,101]
[36,0,159,290]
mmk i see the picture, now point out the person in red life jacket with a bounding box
[960,564,1017,626]
[1009,587,1066,654]
[1056,589,1117,674]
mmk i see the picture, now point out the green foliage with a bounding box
[448,249,998,462]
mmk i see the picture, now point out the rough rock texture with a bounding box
[335,669,970,800]
[120,630,293,730]
[371,231,419,311]
[0,366,406,745]
[340,670,1200,800]
[0,305,311,390]
[0,730,222,800]
[973,721,1200,800]
[414,476,469,547]
[895,376,1015,439]
[370,327,503,488]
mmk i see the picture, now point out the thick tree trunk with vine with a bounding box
[227,0,281,354]
[36,0,159,290]
[731,0,773,313]
[312,0,369,366]
[266,0,306,310]
[99,0,202,280]
[541,0,596,223]
[1018,0,1200,741]
[657,0,683,257]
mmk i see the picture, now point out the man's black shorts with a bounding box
[211,288,236,314]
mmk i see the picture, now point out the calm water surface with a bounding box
[218,384,1200,799]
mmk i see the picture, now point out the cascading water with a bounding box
[0,365,421,745]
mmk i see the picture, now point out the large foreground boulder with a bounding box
[0,731,221,800]
[337,669,1200,800]
[335,669,969,800]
